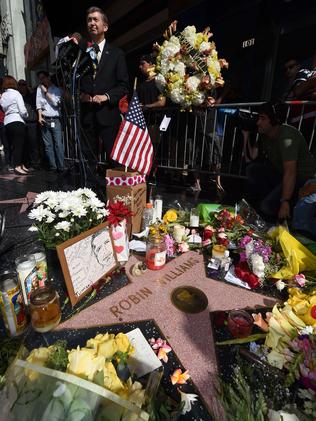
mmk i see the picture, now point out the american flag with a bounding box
[111,91,153,175]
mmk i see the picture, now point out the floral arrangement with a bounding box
[154,20,228,110]
[106,200,133,227]
[217,300,316,420]
[4,333,149,420]
[28,189,108,249]
[235,235,285,288]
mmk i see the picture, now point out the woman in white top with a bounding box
[0,76,28,175]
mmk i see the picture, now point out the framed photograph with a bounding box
[56,222,117,307]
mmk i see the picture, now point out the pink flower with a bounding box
[157,343,172,363]
[217,232,227,239]
[294,274,306,287]
[149,337,173,363]
[218,227,225,233]
[178,242,189,253]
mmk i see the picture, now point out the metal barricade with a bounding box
[63,101,316,178]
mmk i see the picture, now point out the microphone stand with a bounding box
[71,50,88,187]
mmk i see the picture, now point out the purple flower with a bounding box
[164,234,175,257]
[239,235,252,248]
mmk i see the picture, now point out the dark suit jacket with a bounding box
[81,42,129,127]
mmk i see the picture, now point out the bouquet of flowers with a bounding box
[1,333,149,421]
[154,21,228,110]
[28,189,108,249]
[231,234,285,289]
[203,208,251,247]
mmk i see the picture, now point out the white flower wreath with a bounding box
[154,21,228,110]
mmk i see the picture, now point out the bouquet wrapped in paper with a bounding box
[0,333,149,421]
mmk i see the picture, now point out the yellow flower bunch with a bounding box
[26,332,136,396]
[287,288,316,326]
[149,221,169,237]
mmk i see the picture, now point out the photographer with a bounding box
[243,102,316,221]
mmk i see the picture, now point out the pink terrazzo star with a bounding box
[58,251,277,419]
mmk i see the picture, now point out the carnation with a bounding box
[28,189,107,249]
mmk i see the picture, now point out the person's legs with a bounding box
[6,122,26,170]
[293,195,316,239]
[41,125,57,170]
[0,123,11,168]
[260,183,283,218]
[25,122,41,168]
[51,120,64,171]
[246,162,281,198]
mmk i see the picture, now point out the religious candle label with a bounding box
[154,251,166,267]
[20,267,38,305]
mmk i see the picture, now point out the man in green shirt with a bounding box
[245,102,316,221]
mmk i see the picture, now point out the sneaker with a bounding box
[6,165,14,172]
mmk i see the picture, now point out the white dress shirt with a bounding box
[97,39,105,62]
[0,88,28,125]
[36,85,62,117]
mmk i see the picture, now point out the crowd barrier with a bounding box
[63,101,316,179]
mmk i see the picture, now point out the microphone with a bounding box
[58,33,82,61]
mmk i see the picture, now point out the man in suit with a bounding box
[80,6,129,167]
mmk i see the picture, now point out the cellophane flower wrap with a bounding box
[0,333,149,421]
[28,189,108,249]
[154,21,228,110]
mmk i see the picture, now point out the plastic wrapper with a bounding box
[269,226,316,279]
[0,359,149,421]
[237,199,268,232]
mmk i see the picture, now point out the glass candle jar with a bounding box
[146,236,167,270]
[227,309,254,338]
[15,255,39,306]
[190,208,199,227]
[173,224,186,243]
[29,285,61,333]
[31,250,47,287]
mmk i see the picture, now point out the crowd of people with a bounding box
[0,5,316,239]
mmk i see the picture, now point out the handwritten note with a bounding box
[64,227,116,297]
[126,328,162,378]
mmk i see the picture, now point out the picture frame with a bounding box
[56,222,117,307]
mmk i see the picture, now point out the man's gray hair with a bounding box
[86,6,109,25]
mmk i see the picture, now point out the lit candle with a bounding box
[212,244,227,260]
[190,208,199,227]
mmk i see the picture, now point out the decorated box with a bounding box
[106,168,147,236]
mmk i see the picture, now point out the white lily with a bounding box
[178,389,198,415]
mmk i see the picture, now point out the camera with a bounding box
[235,109,258,131]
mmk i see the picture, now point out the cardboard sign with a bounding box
[57,222,117,306]
[106,168,147,236]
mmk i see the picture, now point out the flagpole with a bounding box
[124,78,138,173]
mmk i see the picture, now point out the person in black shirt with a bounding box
[18,80,41,169]
[137,54,166,109]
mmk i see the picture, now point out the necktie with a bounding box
[93,43,101,63]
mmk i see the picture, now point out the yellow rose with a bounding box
[86,333,114,351]
[98,339,118,359]
[103,361,125,394]
[115,333,134,355]
[163,209,178,224]
[26,346,53,381]
[67,346,105,380]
